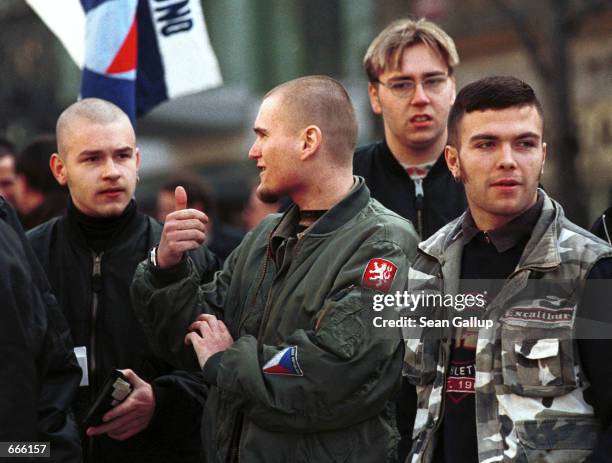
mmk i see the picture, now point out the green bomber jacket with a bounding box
[131,178,419,463]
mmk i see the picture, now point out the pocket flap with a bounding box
[515,418,600,450]
[514,338,559,359]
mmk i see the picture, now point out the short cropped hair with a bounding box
[16,135,64,193]
[265,76,358,164]
[447,76,544,148]
[56,98,132,156]
[363,18,459,82]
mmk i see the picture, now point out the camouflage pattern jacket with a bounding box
[403,191,612,462]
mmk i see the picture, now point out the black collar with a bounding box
[462,192,544,253]
[67,199,138,252]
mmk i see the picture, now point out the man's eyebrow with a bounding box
[77,149,104,157]
[468,133,499,143]
[515,131,541,141]
[77,146,133,157]
[468,132,542,143]
[388,71,447,81]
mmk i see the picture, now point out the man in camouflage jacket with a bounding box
[402,77,612,462]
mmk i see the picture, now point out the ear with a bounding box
[368,82,382,115]
[135,147,141,169]
[444,145,461,180]
[49,153,68,186]
[541,142,547,174]
[300,125,322,161]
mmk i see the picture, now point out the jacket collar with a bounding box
[418,189,562,271]
[271,176,370,245]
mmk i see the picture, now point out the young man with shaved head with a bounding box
[132,76,419,462]
[403,76,612,462]
[28,98,220,463]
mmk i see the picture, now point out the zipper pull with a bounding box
[92,253,103,293]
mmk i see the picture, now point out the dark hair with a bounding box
[16,135,64,193]
[160,175,215,217]
[447,76,544,147]
[0,136,16,157]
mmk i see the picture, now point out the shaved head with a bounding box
[56,98,134,157]
[265,76,358,165]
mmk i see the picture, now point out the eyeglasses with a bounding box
[375,75,449,98]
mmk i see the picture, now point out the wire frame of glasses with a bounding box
[376,75,449,98]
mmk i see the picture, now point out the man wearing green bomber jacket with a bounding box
[131,75,419,462]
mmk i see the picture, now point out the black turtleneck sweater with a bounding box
[67,199,137,253]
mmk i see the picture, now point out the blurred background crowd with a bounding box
[0,0,610,234]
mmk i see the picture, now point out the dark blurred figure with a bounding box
[591,206,612,244]
[15,135,68,229]
[0,196,82,461]
[0,137,17,204]
[241,183,282,230]
[158,175,244,259]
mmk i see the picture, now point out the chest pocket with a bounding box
[500,307,578,397]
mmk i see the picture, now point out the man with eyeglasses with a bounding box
[355,18,467,240]
[355,18,468,462]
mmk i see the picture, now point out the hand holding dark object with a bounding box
[185,314,234,369]
[157,186,209,269]
[86,369,155,441]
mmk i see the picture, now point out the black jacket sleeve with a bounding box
[0,220,39,440]
[0,199,82,461]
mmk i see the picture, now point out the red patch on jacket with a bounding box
[362,258,397,293]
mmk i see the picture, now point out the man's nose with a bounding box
[498,143,518,169]
[410,82,431,105]
[102,158,120,178]
[248,143,260,160]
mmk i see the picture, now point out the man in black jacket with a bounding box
[28,98,220,463]
[354,18,467,239]
[1,196,82,462]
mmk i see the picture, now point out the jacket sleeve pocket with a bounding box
[500,320,577,397]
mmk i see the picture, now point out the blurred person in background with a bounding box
[15,135,68,230]
[355,18,467,239]
[28,98,221,463]
[241,182,282,230]
[158,175,244,260]
[0,136,17,204]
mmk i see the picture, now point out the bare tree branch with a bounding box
[490,0,553,80]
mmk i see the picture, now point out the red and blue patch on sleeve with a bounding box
[262,346,303,376]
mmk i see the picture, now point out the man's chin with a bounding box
[256,188,280,204]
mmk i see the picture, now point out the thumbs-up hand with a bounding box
[156,186,209,269]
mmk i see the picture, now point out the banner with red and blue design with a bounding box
[26,0,222,123]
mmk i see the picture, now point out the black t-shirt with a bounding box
[434,196,542,463]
